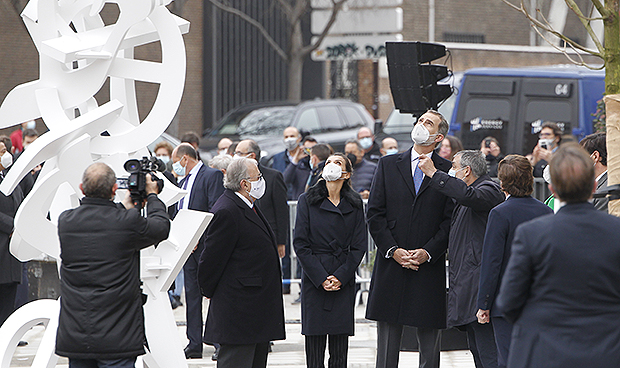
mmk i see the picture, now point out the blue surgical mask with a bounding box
[157,155,170,164]
[448,167,465,178]
[172,159,186,177]
[359,137,373,150]
[385,148,398,156]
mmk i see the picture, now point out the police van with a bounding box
[450,65,605,155]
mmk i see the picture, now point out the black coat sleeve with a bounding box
[272,170,289,245]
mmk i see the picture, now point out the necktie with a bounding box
[414,160,423,194]
[178,173,192,209]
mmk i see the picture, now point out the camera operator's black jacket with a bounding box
[56,194,170,360]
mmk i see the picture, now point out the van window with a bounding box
[522,100,573,154]
[297,108,321,134]
[461,98,511,150]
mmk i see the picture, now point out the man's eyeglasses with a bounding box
[234,151,250,156]
[246,173,263,181]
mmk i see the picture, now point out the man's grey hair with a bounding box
[209,154,233,172]
[427,109,449,138]
[224,157,257,191]
[82,162,116,199]
[345,139,362,151]
[456,150,487,177]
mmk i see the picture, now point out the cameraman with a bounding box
[55,163,170,368]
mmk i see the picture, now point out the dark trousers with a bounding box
[69,357,136,368]
[0,282,18,326]
[184,250,203,351]
[376,321,441,368]
[305,334,348,368]
[217,342,269,368]
[464,321,498,368]
[491,316,513,368]
[14,262,28,309]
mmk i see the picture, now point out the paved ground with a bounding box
[9,284,476,367]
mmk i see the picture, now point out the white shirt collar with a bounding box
[411,148,433,161]
[234,191,254,208]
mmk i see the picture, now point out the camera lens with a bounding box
[124,159,141,173]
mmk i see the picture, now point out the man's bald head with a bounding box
[81,163,116,199]
[357,127,374,140]
[172,143,197,161]
[283,126,300,139]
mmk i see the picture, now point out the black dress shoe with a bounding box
[184,346,202,359]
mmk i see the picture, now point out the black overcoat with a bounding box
[365,149,453,329]
[56,195,170,359]
[256,164,289,245]
[429,172,504,327]
[293,185,366,336]
[0,183,23,285]
[198,190,286,345]
[497,203,620,368]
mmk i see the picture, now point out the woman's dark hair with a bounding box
[306,152,362,209]
[498,155,534,197]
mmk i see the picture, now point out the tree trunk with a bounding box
[604,0,620,216]
[287,22,304,102]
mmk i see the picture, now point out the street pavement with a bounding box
[9,284,476,367]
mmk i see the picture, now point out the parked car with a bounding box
[200,99,375,164]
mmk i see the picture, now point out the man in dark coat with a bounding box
[476,155,552,368]
[0,159,23,326]
[344,140,376,199]
[579,132,608,212]
[419,150,504,368]
[496,143,620,368]
[171,143,224,359]
[198,157,285,368]
[366,110,454,368]
[56,163,170,367]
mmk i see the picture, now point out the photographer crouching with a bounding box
[55,162,170,368]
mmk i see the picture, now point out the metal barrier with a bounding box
[285,177,551,294]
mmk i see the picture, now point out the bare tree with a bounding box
[208,0,347,102]
[504,0,620,216]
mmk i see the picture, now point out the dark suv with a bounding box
[200,99,375,163]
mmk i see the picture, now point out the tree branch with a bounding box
[502,0,600,56]
[208,0,289,62]
[301,0,347,55]
[533,25,603,70]
[274,0,293,19]
[589,0,608,17]
[563,0,604,53]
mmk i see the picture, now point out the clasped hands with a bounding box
[393,248,429,271]
[322,275,342,291]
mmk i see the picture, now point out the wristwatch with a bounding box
[385,246,398,259]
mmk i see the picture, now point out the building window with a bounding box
[443,33,485,43]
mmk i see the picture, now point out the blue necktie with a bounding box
[414,160,423,194]
[178,173,192,209]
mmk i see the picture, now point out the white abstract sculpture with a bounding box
[0,1,207,367]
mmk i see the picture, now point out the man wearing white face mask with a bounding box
[10,120,36,155]
[198,157,285,368]
[171,143,225,359]
[366,110,454,368]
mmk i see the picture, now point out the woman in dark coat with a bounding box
[294,153,367,368]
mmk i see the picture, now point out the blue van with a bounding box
[450,65,605,155]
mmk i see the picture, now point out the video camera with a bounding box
[118,156,165,207]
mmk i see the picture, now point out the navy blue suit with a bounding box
[270,150,290,174]
[179,164,224,352]
[496,202,620,368]
[477,195,551,367]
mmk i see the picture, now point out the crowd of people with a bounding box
[1,111,617,368]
